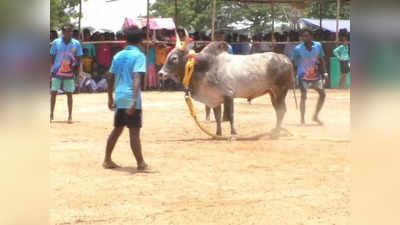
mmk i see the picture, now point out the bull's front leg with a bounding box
[224,96,237,136]
[212,105,222,136]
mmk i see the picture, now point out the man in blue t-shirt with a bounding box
[292,29,328,125]
[50,24,83,123]
[103,27,149,171]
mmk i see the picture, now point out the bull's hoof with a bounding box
[228,135,237,142]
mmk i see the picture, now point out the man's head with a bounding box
[99,33,105,41]
[340,34,350,45]
[124,27,145,45]
[83,29,91,41]
[62,24,74,41]
[116,32,124,40]
[50,30,58,41]
[73,29,80,40]
[83,48,89,57]
[300,29,313,43]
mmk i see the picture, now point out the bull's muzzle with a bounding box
[158,71,168,80]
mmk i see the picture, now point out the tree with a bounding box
[150,0,289,33]
[302,0,350,19]
[150,0,350,34]
[50,0,82,30]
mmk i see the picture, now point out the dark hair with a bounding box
[62,24,74,31]
[124,27,145,44]
[300,29,313,36]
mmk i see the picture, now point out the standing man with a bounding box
[103,27,148,171]
[292,29,328,125]
[333,35,350,89]
[50,24,83,122]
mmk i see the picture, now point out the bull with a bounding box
[158,33,294,138]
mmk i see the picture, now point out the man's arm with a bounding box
[126,72,142,115]
[107,72,115,110]
[318,45,328,79]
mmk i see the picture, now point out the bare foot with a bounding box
[300,120,306,126]
[67,117,73,124]
[103,160,120,169]
[137,162,150,171]
[50,114,54,122]
[206,116,210,121]
[312,116,324,126]
[270,128,280,140]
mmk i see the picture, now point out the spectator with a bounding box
[333,34,350,89]
[50,24,83,123]
[111,31,126,57]
[238,35,251,55]
[82,29,96,58]
[73,29,80,40]
[50,30,58,42]
[96,33,112,74]
[284,30,299,59]
[147,44,157,89]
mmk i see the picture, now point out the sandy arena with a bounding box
[51,89,350,225]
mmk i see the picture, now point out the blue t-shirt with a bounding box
[50,37,83,79]
[109,45,146,109]
[292,41,325,80]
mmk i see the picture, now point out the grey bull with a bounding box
[158,40,294,138]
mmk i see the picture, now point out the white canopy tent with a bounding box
[77,0,155,32]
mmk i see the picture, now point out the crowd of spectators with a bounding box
[50,27,350,93]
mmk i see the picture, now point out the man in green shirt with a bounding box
[333,35,350,89]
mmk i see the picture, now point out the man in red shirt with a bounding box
[96,33,111,72]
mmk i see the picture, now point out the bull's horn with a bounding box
[175,30,181,48]
[180,29,190,51]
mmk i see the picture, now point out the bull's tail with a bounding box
[291,66,298,109]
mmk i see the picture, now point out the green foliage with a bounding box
[150,0,213,31]
[302,1,350,19]
[151,0,295,33]
[50,0,82,30]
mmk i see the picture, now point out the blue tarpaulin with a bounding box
[299,18,350,32]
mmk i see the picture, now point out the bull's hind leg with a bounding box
[269,88,288,139]
[213,105,222,136]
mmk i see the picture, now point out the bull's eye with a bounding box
[170,55,179,64]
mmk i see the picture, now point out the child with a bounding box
[81,48,93,74]
[333,35,350,89]
[147,44,157,89]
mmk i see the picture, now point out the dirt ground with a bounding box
[50,89,350,225]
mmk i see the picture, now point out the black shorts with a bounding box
[299,79,324,93]
[340,60,350,74]
[114,109,142,128]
